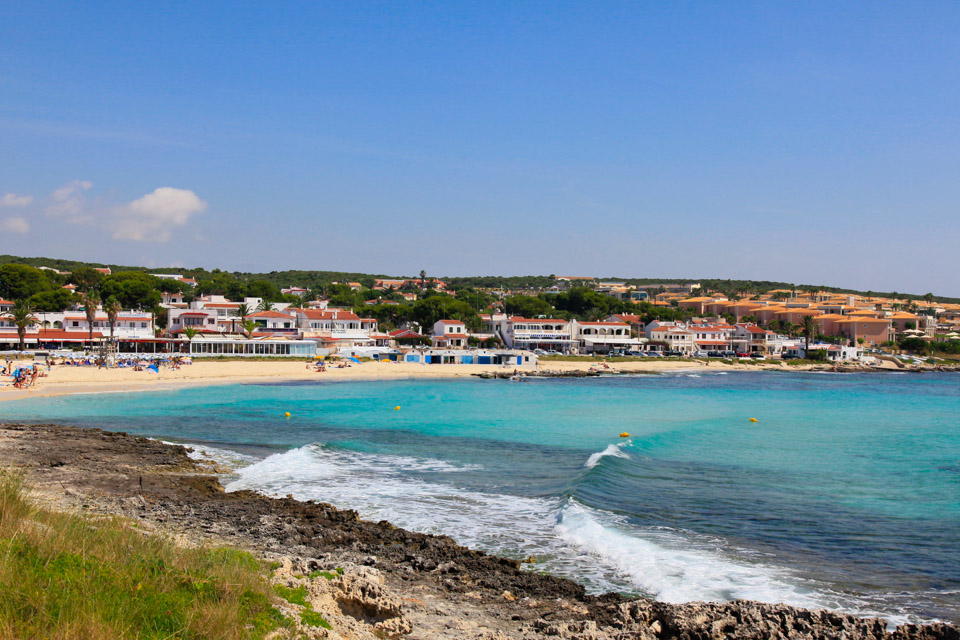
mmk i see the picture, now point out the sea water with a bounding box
[1,371,957,624]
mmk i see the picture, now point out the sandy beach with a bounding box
[0,356,825,403]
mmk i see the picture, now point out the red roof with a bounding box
[438,319,465,325]
[179,312,209,317]
[203,303,240,308]
[739,325,768,334]
[298,309,360,321]
[0,299,14,305]
[246,311,293,319]
[0,329,105,341]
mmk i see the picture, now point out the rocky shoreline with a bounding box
[1,422,957,640]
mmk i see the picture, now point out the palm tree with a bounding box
[257,299,275,312]
[81,291,101,343]
[103,296,122,345]
[419,270,427,290]
[231,303,250,333]
[802,315,817,354]
[181,326,199,354]
[241,320,259,339]
[3,300,38,352]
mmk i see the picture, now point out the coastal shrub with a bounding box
[275,581,333,630]
[273,584,309,607]
[300,609,332,629]
[0,472,291,639]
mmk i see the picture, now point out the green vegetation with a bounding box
[0,472,292,639]
[298,610,331,630]
[273,584,308,607]
[273,582,330,630]
[308,567,343,581]
[2,255,956,308]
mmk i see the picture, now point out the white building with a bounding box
[496,317,575,352]
[431,319,468,348]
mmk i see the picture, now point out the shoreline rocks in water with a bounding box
[1,422,957,640]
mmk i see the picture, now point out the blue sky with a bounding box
[2,2,958,294]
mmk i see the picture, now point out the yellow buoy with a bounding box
[394,406,401,411]
[749,418,758,423]
[284,412,291,418]
[619,432,630,438]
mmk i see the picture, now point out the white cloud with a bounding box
[111,187,207,242]
[46,179,94,221]
[1,193,33,207]
[0,216,30,234]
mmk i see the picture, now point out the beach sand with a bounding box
[0,356,802,402]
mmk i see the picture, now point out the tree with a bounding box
[504,295,556,319]
[99,272,161,309]
[802,315,817,354]
[0,264,52,300]
[69,266,104,292]
[2,300,38,352]
[923,292,935,304]
[28,288,78,312]
[257,299,275,312]
[246,280,281,301]
[81,291,101,343]
[241,320,259,339]
[103,296,122,345]
[419,270,427,289]
[233,303,251,333]
[181,326,199,351]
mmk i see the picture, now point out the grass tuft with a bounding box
[0,470,291,639]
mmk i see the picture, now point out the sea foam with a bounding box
[584,443,630,469]
[226,444,851,615]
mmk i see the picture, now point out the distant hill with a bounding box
[0,254,955,304]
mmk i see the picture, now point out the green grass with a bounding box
[275,580,333,630]
[299,609,331,629]
[273,584,309,607]
[309,570,337,580]
[0,471,293,639]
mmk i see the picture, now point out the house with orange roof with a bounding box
[734,323,781,355]
[679,296,723,315]
[835,317,892,346]
[431,319,468,348]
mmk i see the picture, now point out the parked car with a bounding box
[722,351,738,358]
[749,353,766,359]
[736,352,751,358]
[665,350,684,357]
[694,350,710,358]
[645,351,664,357]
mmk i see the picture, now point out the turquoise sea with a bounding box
[1,371,958,624]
